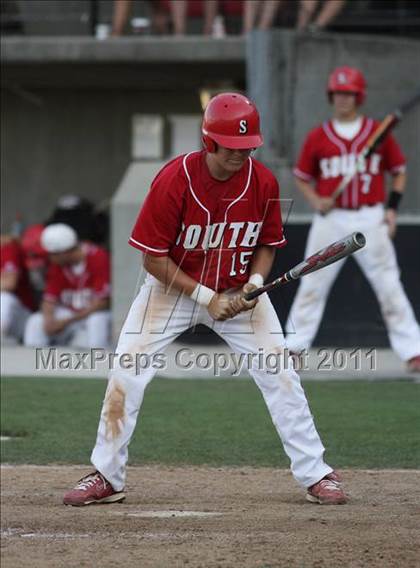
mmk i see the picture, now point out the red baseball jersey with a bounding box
[43,243,110,311]
[293,117,406,209]
[130,151,286,291]
[0,239,34,310]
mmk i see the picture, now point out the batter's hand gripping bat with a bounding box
[330,88,420,201]
[244,231,366,301]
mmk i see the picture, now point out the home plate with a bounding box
[117,510,222,518]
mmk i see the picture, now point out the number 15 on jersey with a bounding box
[229,251,253,276]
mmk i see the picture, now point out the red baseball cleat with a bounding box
[325,470,342,483]
[407,355,420,373]
[306,472,347,505]
[63,472,125,506]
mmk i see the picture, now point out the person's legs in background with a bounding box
[85,311,112,350]
[258,0,282,30]
[170,0,187,35]
[243,0,282,33]
[111,0,133,36]
[24,306,76,347]
[203,0,219,35]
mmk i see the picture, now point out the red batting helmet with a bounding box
[202,92,263,152]
[327,66,367,105]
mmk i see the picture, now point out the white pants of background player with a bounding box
[24,306,111,349]
[0,291,31,343]
[286,204,420,361]
[91,274,334,492]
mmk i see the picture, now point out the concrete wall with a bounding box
[0,87,202,230]
[111,161,164,339]
[1,36,245,231]
[248,30,420,215]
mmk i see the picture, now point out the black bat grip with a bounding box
[244,288,261,301]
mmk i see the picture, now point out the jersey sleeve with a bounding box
[381,133,406,174]
[43,265,63,304]
[129,166,184,257]
[258,177,287,248]
[91,248,111,299]
[293,130,319,182]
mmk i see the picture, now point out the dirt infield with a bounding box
[1,466,419,568]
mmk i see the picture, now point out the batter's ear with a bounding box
[202,135,217,153]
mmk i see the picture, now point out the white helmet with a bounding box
[41,223,78,253]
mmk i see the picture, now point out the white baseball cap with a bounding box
[41,223,78,253]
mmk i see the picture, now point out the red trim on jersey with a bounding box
[293,167,314,182]
[390,164,406,174]
[128,237,170,256]
[266,237,287,247]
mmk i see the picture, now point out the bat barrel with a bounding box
[354,231,366,249]
[243,231,366,301]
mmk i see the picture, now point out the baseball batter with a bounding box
[1,235,34,342]
[287,67,420,372]
[63,93,347,507]
[24,223,111,349]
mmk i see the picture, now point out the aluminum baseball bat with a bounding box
[244,231,366,301]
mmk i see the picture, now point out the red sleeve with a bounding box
[258,177,287,248]
[1,242,21,273]
[43,265,64,304]
[129,163,184,257]
[381,133,406,174]
[293,130,319,182]
[90,248,111,299]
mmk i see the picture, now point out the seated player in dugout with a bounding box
[1,233,35,344]
[288,66,420,373]
[63,93,348,507]
[24,223,111,350]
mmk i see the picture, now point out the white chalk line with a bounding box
[1,528,90,540]
[114,510,222,518]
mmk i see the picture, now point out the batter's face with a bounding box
[332,92,358,119]
[208,146,253,179]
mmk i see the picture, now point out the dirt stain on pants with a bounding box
[104,380,126,440]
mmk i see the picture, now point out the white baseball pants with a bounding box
[24,306,111,349]
[91,275,333,491]
[0,291,31,343]
[286,205,420,361]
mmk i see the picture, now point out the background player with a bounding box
[287,66,420,372]
[63,93,347,508]
[24,223,111,349]
[1,234,34,343]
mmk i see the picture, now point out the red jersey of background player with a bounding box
[43,242,110,311]
[1,239,35,310]
[130,150,286,292]
[293,117,406,209]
